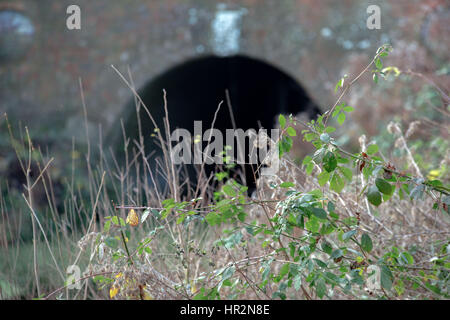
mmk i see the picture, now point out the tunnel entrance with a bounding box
[112,54,321,191]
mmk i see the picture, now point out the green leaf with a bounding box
[330,172,345,193]
[327,201,335,213]
[361,233,373,253]
[312,207,327,220]
[306,162,314,175]
[366,144,379,155]
[286,127,297,137]
[111,216,119,226]
[331,249,343,260]
[343,106,354,112]
[335,78,343,93]
[339,166,353,182]
[103,220,111,233]
[323,152,337,173]
[304,132,317,142]
[314,258,327,268]
[302,155,313,166]
[280,182,295,188]
[380,265,393,291]
[400,252,414,265]
[321,241,333,255]
[337,113,346,125]
[325,126,336,133]
[343,229,357,241]
[205,212,221,226]
[375,58,383,69]
[223,185,236,197]
[375,178,392,195]
[176,214,186,224]
[279,263,290,279]
[316,278,326,299]
[318,171,330,187]
[222,265,236,281]
[279,114,286,129]
[279,136,293,156]
[373,73,379,84]
[305,215,320,233]
[367,185,382,206]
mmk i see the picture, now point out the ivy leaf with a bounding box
[367,185,382,206]
[361,233,373,253]
[375,178,392,195]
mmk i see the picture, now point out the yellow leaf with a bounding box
[427,169,440,180]
[190,281,197,294]
[126,209,139,227]
[110,286,119,299]
[381,66,401,76]
[115,272,123,278]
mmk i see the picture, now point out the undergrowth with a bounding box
[0,45,448,300]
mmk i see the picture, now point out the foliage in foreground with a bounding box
[1,45,448,300]
[69,45,449,300]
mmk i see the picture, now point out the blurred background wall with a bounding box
[0,0,448,165]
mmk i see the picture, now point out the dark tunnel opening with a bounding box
[110,54,321,192]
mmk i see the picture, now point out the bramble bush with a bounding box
[54,45,449,300]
